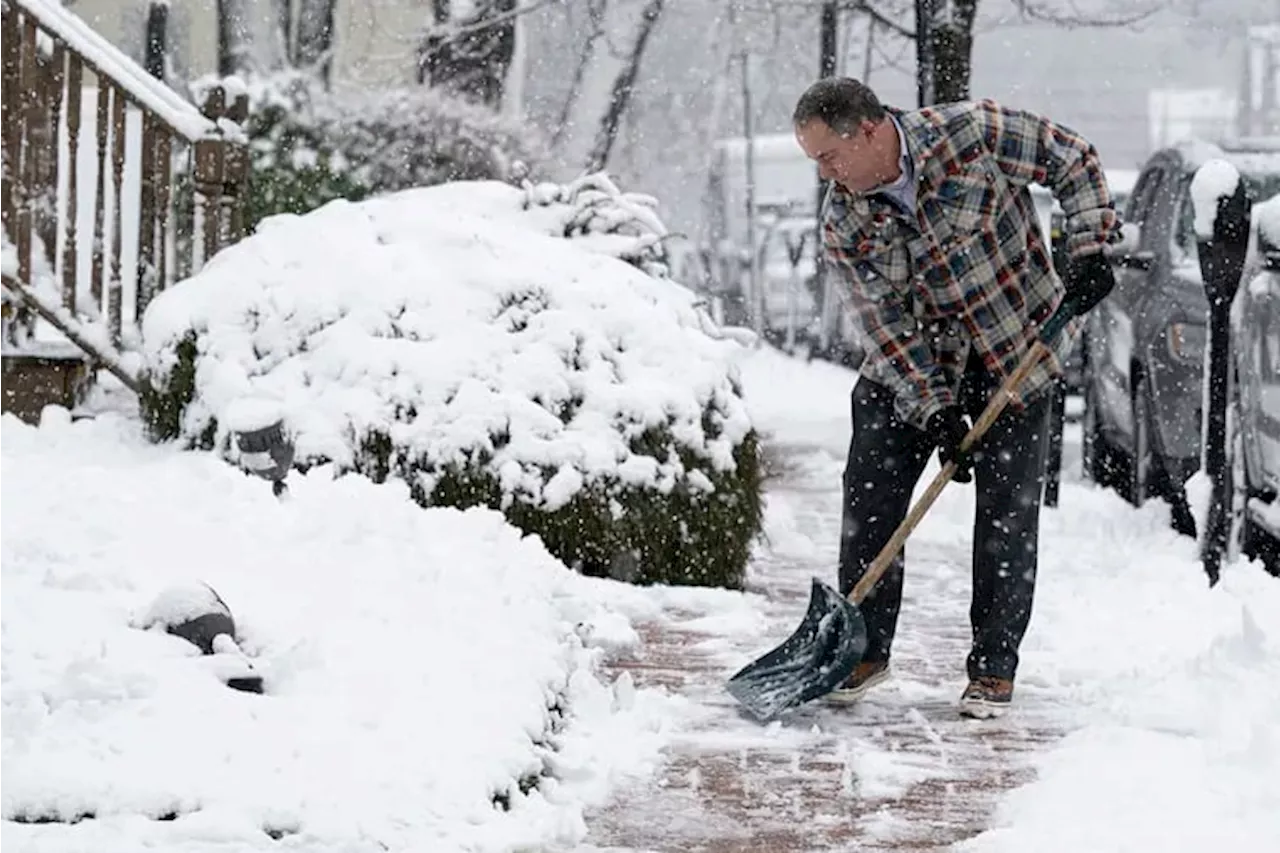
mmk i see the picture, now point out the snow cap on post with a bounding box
[1190,159,1252,589]
[1192,159,1252,308]
[1190,159,1242,240]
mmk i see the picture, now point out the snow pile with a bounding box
[1,412,685,852]
[140,180,760,587]
[731,344,857,445]
[961,486,1280,853]
[1190,158,1241,239]
[723,344,1280,851]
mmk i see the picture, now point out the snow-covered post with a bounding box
[192,89,226,270]
[1191,159,1252,586]
[222,81,251,244]
[193,81,250,265]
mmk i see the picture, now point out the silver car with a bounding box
[1229,205,1280,575]
[1081,139,1280,523]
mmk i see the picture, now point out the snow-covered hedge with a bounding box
[139,177,763,589]
[193,72,544,232]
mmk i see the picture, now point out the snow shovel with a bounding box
[726,295,1081,722]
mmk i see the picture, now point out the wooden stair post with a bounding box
[1,0,250,424]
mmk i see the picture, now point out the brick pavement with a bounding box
[569,441,1071,853]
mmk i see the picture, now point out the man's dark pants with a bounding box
[838,356,1051,682]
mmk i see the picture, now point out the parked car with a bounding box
[1044,169,1138,396]
[1229,198,1280,575]
[1080,139,1280,513]
[758,214,820,352]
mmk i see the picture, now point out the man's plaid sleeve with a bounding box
[971,99,1122,258]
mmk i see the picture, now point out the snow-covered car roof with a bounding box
[1030,168,1136,220]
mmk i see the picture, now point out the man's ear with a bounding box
[860,118,880,140]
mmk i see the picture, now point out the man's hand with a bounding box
[1065,252,1117,317]
[926,407,974,483]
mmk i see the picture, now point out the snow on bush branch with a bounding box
[517,168,672,278]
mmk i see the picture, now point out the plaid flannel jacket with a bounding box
[823,99,1122,429]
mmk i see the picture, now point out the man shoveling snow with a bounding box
[792,77,1121,718]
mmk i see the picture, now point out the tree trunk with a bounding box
[217,0,286,76]
[297,0,338,84]
[274,0,294,64]
[144,0,169,82]
[418,0,518,109]
[932,0,977,104]
[583,0,666,174]
[691,0,739,251]
[550,0,607,148]
[503,5,527,120]
[915,0,935,106]
[218,0,248,76]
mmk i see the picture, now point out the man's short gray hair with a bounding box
[792,77,886,135]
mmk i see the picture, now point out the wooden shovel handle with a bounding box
[847,338,1051,605]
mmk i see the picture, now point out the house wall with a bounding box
[66,0,426,90]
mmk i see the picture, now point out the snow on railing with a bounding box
[2,0,251,357]
[14,0,219,143]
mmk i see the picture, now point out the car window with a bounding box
[1125,168,1163,225]
[1172,182,1199,268]
[1266,317,1280,381]
[1245,174,1280,205]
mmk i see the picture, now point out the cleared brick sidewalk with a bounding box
[570,442,1070,852]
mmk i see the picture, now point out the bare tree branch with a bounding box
[1010,0,1165,28]
[418,0,560,62]
[585,0,667,173]
[552,0,608,148]
[846,1,917,40]
[739,0,1168,37]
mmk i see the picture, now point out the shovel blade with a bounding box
[726,578,867,722]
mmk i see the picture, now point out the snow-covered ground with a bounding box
[734,347,1280,852]
[1,407,751,852]
[7,267,1280,851]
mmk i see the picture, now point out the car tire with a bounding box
[1081,375,1102,483]
[1229,384,1251,562]
[1228,362,1280,576]
[1082,373,1122,489]
[1128,374,1155,506]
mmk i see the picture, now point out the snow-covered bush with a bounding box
[193,72,544,232]
[139,179,762,589]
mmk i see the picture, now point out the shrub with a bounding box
[191,72,546,232]
[140,175,762,589]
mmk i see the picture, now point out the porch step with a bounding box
[1,350,91,425]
